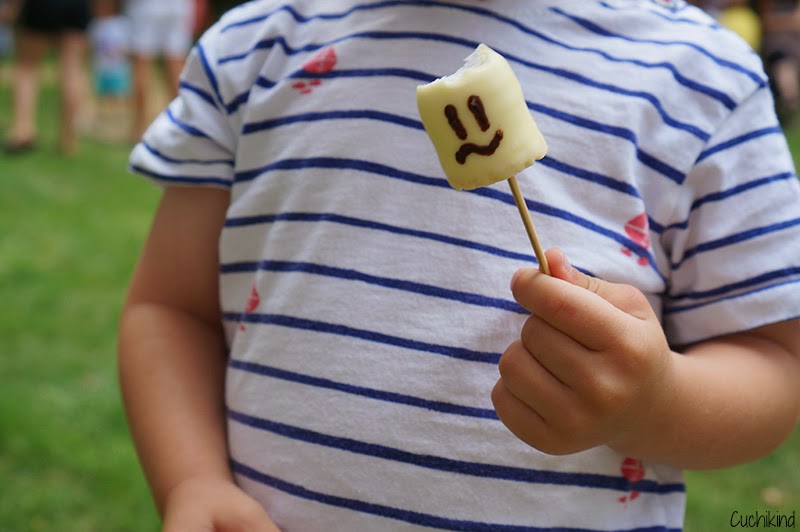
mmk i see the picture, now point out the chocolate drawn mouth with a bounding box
[455,130,504,164]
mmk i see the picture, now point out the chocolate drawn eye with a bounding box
[468,95,490,131]
[444,104,468,140]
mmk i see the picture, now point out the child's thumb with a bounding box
[544,247,652,318]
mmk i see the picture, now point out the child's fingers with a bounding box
[497,338,572,422]
[511,267,629,351]
[491,377,552,451]
[511,250,655,350]
[544,247,654,320]
[518,314,593,388]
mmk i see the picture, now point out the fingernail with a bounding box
[562,252,573,274]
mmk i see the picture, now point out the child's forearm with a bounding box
[118,301,232,515]
[611,321,800,470]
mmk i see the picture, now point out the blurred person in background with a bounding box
[0,0,15,93]
[126,0,195,141]
[192,0,210,39]
[756,0,800,123]
[719,0,762,51]
[4,0,91,155]
[688,0,762,51]
[87,0,131,141]
[0,0,15,135]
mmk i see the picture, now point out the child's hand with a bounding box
[492,248,674,456]
[163,475,279,532]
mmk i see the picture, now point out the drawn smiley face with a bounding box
[416,45,547,191]
[444,95,504,165]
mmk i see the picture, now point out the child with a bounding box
[87,0,131,141]
[119,1,800,530]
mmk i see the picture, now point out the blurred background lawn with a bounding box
[0,78,798,531]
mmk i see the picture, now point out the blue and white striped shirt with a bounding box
[130,0,800,530]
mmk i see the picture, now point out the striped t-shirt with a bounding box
[129,1,800,530]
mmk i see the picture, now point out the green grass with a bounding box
[0,84,161,531]
[0,83,798,531]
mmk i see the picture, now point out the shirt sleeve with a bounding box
[128,26,237,189]
[662,84,800,346]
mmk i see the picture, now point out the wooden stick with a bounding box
[507,175,550,275]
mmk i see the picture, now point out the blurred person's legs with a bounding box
[773,57,800,111]
[765,48,800,123]
[5,29,49,151]
[162,5,194,97]
[130,53,153,141]
[0,20,14,131]
[57,30,88,154]
[7,0,90,153]
[163,55,186,99]
[128,2,194,141]
[92,61,132,142]
[762,29,800,123]
[0,19,13,81]
[56,0,91,154]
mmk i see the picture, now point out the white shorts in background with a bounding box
[127,2,194,58]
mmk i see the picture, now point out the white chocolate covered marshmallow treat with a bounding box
[417,44,548,191]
